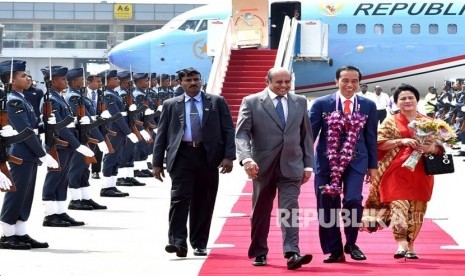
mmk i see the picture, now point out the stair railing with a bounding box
[206,17,233,95]
[274,16,298,92]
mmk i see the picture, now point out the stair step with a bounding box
[222,82,263,88]
[228,60,275,66]
[224,76,264,82]
[227,66,270,72]
[226,71,267,78]
[223,98,243,105]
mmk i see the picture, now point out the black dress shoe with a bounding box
[82,199,107,210]
[405,252,419,259]
[100,187,126,197]
[56,213,85,226]
[43,214,71,227]
[165,244,187,257]
[344,244,367,260]
[116,178,133,186]
[323,252,346,263]
[394,250,406,259]
[193,248,207,256]
[454,151,465,157]
[16,234,49,249]
[125,177,146,186]
[134,170,151,177]
[0,235,31,250]
[114,187,129,196]
[286,253,312,270]
[252,255,267,266]
[147,162,153,170]
[91,172,100,179]
[141,169,153,176]
[68,200,93,210]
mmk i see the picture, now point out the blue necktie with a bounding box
[276,96,286,128]
[190,98,203,141]
[91,90,97,109]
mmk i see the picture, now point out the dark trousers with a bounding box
[0,162,38,224]
[69,150,90,189]
[377,109,387,124]
[118,137,135,168]
[91,143,103,173]
[167,144,218,249]
[42,148,74,201]
[248,158,301,258]
[314,168,364,254]
[102,134,126,177]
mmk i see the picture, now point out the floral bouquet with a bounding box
[401,118,456,171]
[320,108,367,197]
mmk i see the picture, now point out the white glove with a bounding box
[461,106,465,112]
[0,172,12,191]
[39,153,59,169]
[48,114,57,125]
[157,105,163,112]
[101,110,112,119]
[144,108,154,115]
[79,116,90,125]
[97,141,109,154]
[127,133,139,143]
[129,104,137,111]
[67,120,75,128]
[140,129,151,142]
[153,128,158,134]
[76,145,95,157]
[0,125,19,137]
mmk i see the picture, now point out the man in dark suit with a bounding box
[309,65,378,263]
[153,67,235,258]
[235,67,314,270]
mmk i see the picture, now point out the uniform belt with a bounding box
[181,141,203,148]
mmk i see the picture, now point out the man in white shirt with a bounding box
[373,85,391,124]
[356,83,374,100]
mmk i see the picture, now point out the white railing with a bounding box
[273,16,291,68]
[206,17,233,95]
[274,16,299,92]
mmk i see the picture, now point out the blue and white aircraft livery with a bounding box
[108,0,465,96]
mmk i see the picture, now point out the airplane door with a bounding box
[232,0,268,48]
[270,2,301,49]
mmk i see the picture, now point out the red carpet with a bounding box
[199,178,465,275]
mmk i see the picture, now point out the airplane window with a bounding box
[356,24,366,34]
[429,24,438,34]
[392,24,402,34]
[197,20,208,32]
[411,24,420,34]
[447,24,457,34]
[338,24,347,34]
[374,24,384,35]
[178,20,200,32]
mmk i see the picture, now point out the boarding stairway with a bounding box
[221,49,277,123]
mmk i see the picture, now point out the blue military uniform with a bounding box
[0,59,49,249]
[65,68,107,210]
[100,69,133,196]
[132,73,156,178]
[40,66,86,227]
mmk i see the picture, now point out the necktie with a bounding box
[91,90,97,108]
[344,99,352,115]
[276,96,286,128]
[190,98,202,142]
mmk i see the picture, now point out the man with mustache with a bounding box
[153,67,235,258]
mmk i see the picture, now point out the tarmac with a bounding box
[0,146,464,275]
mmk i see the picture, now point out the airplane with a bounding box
[108,0,465,96]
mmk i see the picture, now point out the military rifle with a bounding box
[96,84,122,153]
[0,80,35,192]
[77,85,104,164]
[126,79,146,141]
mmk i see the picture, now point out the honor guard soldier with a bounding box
[65,68,108,210]
[100,69,138,196]
[453,79,465,157]
[172,74,184,97]
[115,71,147,186]
[132,73,153,177]
[23,74,44,119]
[40,65,95,227]
[88,74,104,179]
[157,74,174,104]
[436,80,454,123]
[0,60,58,249]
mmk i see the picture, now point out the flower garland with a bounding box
[320,96,367,197]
